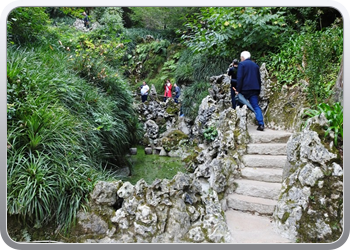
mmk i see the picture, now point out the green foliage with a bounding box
[302,26,343,105]
[6,6,344,238]
[181,7,289,58]
[129,7,200,31]
[175,49,229,85]
[136,39,170,61]
[266,34,304,85]
[181,81,210,120]
[7,151,58,227]
[7,42,142,232]
[70,34,127,80]
[57,7,87,18]
[203,126,218,142]
[304,102,343,146]
[278,7,342,31]
[267,24,343,105]
[132,39,171,83]
[174,49,195,83]
[157,51,181,83]
[7,7,50,45]
[93,7,124,35]
[192,53,229,81]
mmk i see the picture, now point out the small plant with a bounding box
[304,102,343,146]
[203,126,218,142]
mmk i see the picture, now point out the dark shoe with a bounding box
[257,125,264,131]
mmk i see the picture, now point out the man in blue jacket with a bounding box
[235,51,265,131]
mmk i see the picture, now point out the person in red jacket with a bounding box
[163,79,172,102]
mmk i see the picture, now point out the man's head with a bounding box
[240,51,251,61]
[143,81,146,85]
[83,12,87,16]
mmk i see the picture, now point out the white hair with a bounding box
[241,51,251,60]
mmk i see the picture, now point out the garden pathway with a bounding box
[225,125,293,243]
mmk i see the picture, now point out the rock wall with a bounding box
[273,114,343,242]
[73,173,232,243]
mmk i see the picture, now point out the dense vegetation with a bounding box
[7,6,343,238]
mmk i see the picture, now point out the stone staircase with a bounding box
[226,125,292,215]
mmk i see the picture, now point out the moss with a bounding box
[217,192,225,201]
[161,130,189,152]
[142,136,150,146]
[295,174,343,243]
[7,214,66,242]
[182,151,199,164]
[281,212,290,224]
[155,116,166,126]
[165,101,180,115]
[264,89,306,130]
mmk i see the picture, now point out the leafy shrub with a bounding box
[304,102,343,146]
[181,7,288,58]
[7,7,50,45]
[203,126,218,142]
[267,24,343,105]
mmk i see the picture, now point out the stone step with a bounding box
[225,210,292,243]
[242,155,287,168]
[241,167,283,183]
[247,143,287,155]
[248,125,292,144]
[234,179,281,200]
[226,193,277,215]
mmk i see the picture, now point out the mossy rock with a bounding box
[165,100,180,115]
[161,130,189,152]
[264,85,307,131]
[155,116,166,126]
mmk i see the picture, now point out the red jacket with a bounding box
[164,83,172,97]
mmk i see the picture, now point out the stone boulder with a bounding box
[273,115,343,243]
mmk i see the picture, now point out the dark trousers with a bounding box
[230,87,237,109]
[174,94,180,103]
[141,95,148,102]
[240,90,264,126]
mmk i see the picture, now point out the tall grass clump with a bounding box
[181,81,211,120]
[7,41,141,233]
[176,50,230,83]
[174,49,195,84]
[191,53,230,81]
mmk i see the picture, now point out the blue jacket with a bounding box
[175,86,181,96]
[236,59,261,93]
